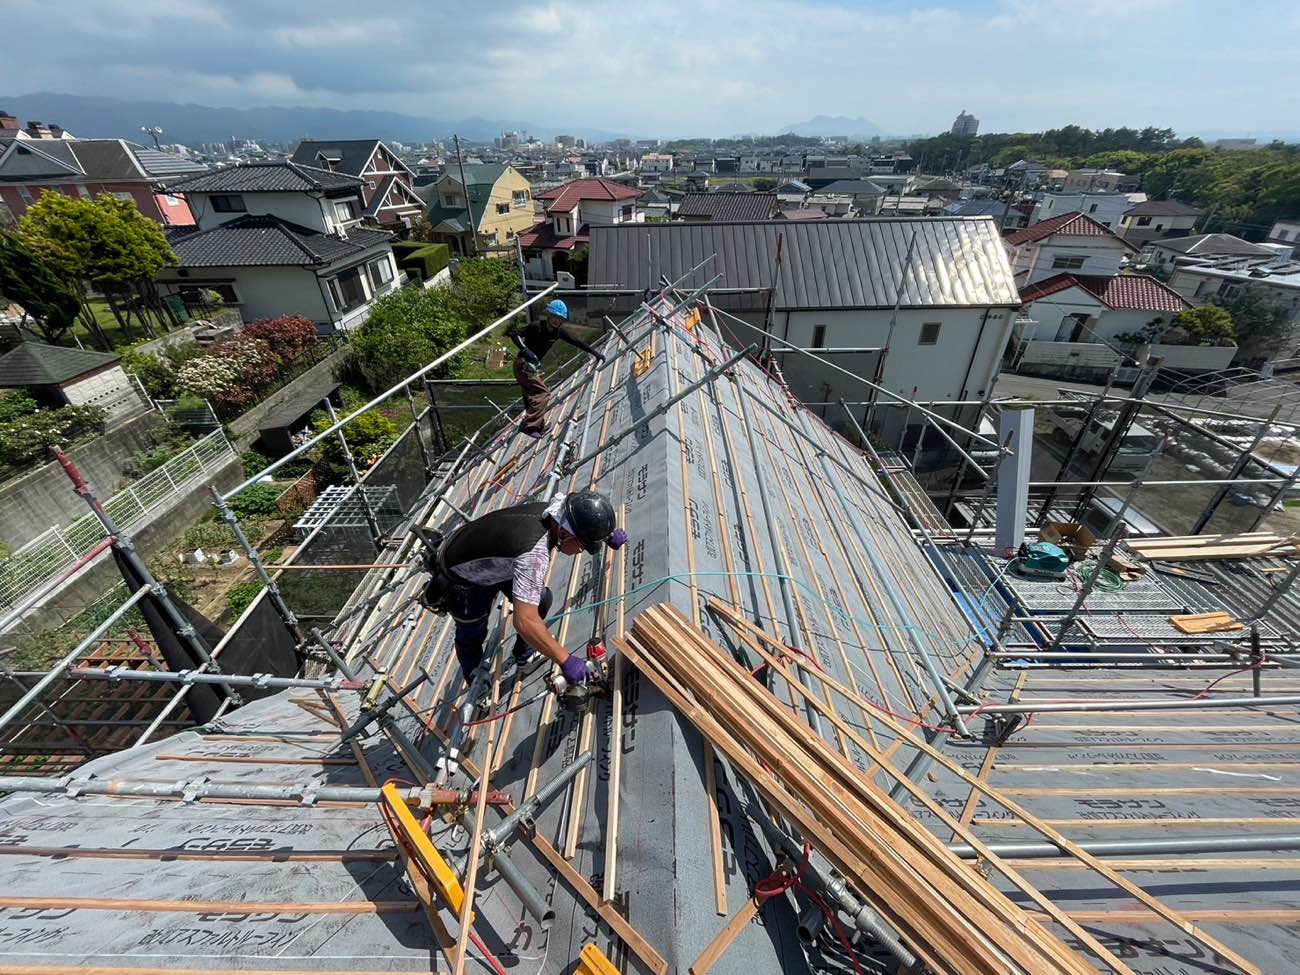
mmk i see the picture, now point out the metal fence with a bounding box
[153,398,221,431]
[0,430,235,614]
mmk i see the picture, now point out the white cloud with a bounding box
[272,21,393,49]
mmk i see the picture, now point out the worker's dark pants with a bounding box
[449,580,553,682]
[513,357,550,432]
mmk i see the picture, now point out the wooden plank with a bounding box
[0,845,394,863]
[653,609,1125,975]
[619,623,1081,975]
[689,895,762,975]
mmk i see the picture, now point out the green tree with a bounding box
[19,193,177,347]
[350,286,468,389]
[447,257,521,325]
[407,215,436,243]
[1212,290,1292,365]
[752,176,778,191]
[0,231,81,344]
[1169,305,1236,345]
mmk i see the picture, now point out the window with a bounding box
[621,204,634,220]
[211,194,246,213]
[919,322,941,346]
[1136,216,1152,227]
[1154,223,1163,231]
[334,199,358,222]
[811,325,827,349]
[178,283,238,305]
[367,257,394,291]
[554,216,570,235]
[1277,230,1290,241]
[496,202,510,215]
[17,186,34,205]
[1051,255,1086,270]
[76,185,92,199]
[326,267,368,314]
[1088,203,1098,213]
[164,194,181,207]
[442,193,462,208]
[513,190,529,208]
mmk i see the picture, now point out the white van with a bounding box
[1052,411,1161,475]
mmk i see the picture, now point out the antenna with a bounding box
[140,126,164,150]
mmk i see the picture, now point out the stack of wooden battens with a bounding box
[1127,532,1299,562]
[619,602,1265,975]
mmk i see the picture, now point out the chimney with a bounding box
[49,124,64,139]
[0,113,17,133]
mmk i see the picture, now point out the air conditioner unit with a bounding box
[556,271,576,288]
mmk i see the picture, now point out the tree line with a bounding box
[906,126,1300,241]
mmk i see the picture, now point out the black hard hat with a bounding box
[563,490,616,554]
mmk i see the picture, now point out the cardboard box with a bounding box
[1039,522,1096,561]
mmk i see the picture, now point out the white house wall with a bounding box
[198,266,333,324]
[773,307,1014,434]
[1017,235,1130,284]
[190,192,348,234]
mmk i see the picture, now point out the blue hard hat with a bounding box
[546,299,569,320]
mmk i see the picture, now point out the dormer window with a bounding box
[211,194,246,212]
[334,199,357,222]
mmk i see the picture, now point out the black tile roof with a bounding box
[676,192,777,222]
[289,140,380,177]
[163,161,363,194]
[0,341,118,386]
[166,214,392,268]
[590,217,1020,310]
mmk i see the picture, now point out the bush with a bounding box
[227,580,264,618]
[176,336,279,410]
[396,243,450,282]
[119,342,202,399]
[350,287,468,388]
[0,390,38,423]
[183,520,236,552]
[0,403,108,467]
[313,407,400,467]
[242,315,319,361]
[227,483,284,519]
[240,448,271,476]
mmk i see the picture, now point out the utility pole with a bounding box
[453,134,480,258]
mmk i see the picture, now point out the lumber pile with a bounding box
[618,604,1097,975]
[1127,532,1299,562]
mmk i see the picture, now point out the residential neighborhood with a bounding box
[4,7,1300,973]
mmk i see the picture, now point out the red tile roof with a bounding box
[517,219,588,250]
[536,178,642,213]
[1005,210,1137,250]
[1019,273,1190,312]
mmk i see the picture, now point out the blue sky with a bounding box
[2,0,1297,137]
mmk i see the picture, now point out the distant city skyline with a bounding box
[2,0,1297,139]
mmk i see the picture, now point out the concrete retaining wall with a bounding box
[227,344,351,448]
[18,455,243,634]
[0,411,163,550]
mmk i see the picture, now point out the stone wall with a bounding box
[0,411,162,550]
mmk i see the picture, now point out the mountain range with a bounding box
[0,93,631,146]
[779,115,883,138]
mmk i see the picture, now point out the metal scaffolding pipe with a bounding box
[960,693,1300,715]
[486,750,594,848]
[564,345,754,474]
[837,402,971,736]
[221,283,558,499]
[951,833,1300,860]
[68,666,367,692]
[0,585,152,736]
[211,486,301,637]
[0,773,406,804]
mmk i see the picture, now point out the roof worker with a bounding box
[436,490,626,686]
[509,299,605,439]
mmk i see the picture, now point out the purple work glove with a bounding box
[561,655,592,685]
[606,528,628,550]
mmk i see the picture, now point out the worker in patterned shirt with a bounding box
[435,490,626,685]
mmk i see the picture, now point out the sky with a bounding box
[3,0,1298,138]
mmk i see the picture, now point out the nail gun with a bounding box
[545,641,613,714]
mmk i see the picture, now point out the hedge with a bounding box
[395,243,451,282]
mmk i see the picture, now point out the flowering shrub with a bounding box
[242,315,318,362]
[176,337,277,409]
[0,403,109,467]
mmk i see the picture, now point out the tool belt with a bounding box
[412,526,454,614]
